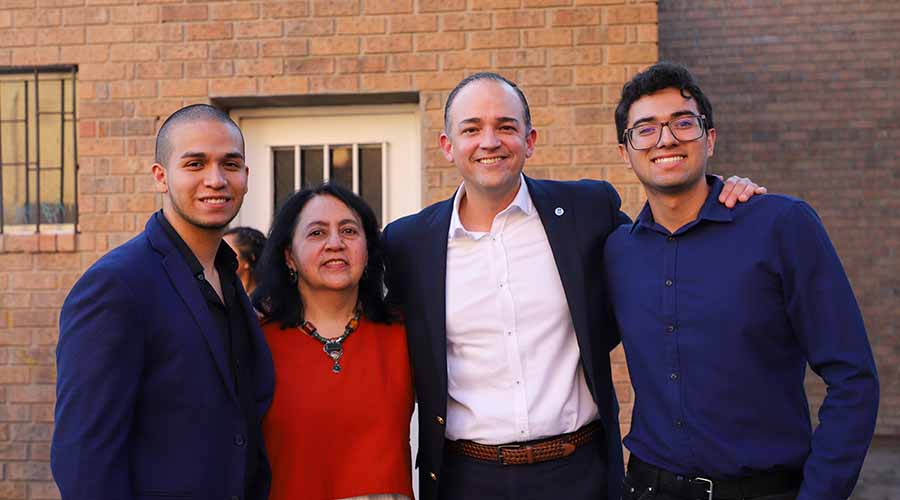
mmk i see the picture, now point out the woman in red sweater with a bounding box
[252,183,414,500]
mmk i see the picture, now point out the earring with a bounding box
[287,267,298,284]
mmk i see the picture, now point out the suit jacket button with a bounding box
[435,416,445,425]
[234,433,246,446]
[429,472,438,481]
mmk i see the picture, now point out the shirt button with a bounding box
[675,419,683,428]
[435,416,445,425]
[668,236,675,242]
[429,472,438,481]
[665,324,675,333]
[233,433,246,446]
[665,279,673,287]
[670,372,679,380]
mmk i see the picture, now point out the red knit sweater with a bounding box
[262,318,415,500]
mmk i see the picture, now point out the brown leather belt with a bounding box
[445,421,601,466]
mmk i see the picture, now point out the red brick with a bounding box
[186,22,233,41]
[550,85,604,104]
[211,41,259,59]
[495,10,545,29]
[261,39,307,57]
[336,55,387,73]
[308,75,359,93]
[0,482,27,500]
[79,62,129,80]
[7,462,52,481]
[0,367,29,384]
[235,19,283,38]
[517,67,572,86]
[159,79,208,97]
[38,26,84,45]
[390,14,437,33]
[109,80,158,99]
[135,61,184,81]
[413,70,465,90]
[79,137,125,156]
[607,44,656,64]
[471,0,519,8]
[574,65,626,84]
[235,58,283,76]
[134,23,183,43]
[311,0,359,16]
[160,4,208,22]
[0,29,37,47]
[336,17,386,35]
[419,0,466,12]
[285,57,334,75]
[259,75,310,94]
[14,8,62,27]
[79,101,125,119]
[549,46,604,66]
[607,4,657,25]
[361,73,412,91]
[441,13,491,31]
[185,60,234,78]
[523,0,571,6]
[110,43,158,62]
[496,48,546,68]
[309,36,359,55]
[523,28,572,47]
[0,11,10,29]
[364,34,412,54]
[636,23,657,43]
[261,1,309,19]
[389,53,437,72]
[62,6,109,25]
[441,50,491,70]
[160,42,208,60]
[575,25,626,44]
[415,32,465,51]
[365,0,412,14]
[471,30,520,49]
[552,8,600,26]
[210,77,257,96]
[285,18,334,36]
[8,385,54,404]
[210,2,259,21]
[12,46,60,65]
[0,403,29,422]
[86,25,133,43]
[109,5,159,24]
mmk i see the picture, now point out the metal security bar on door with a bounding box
[273,143,388,226]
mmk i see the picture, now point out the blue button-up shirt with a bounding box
[604,176,878,500]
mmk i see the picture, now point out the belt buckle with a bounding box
[496,444,521,465]
[693,477,714,500]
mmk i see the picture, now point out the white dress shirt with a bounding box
[444,176,599,444]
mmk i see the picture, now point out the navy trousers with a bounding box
[437,437,608,500]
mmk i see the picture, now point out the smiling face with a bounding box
[152,119,248,238]
[440,79,537,205]
[618,87,716,196]
[285,194,368,298]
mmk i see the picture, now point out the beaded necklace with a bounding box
[298,308,361,374]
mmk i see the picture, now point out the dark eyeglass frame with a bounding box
[623,114,708,151]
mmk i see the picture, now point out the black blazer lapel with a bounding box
[525,177,596,388]
[420,200,453,395]
[146,217,239,405]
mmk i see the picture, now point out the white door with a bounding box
[232,104,422,231]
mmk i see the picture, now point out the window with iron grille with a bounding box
[0,65,78,234]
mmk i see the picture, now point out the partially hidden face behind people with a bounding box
[617,87,716,196]
[225,227,266,295]
[440,78,537,203]
[152,118,248,234]
[285,194,368,297]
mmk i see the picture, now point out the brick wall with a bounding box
[660,0,899,436]
[0,1,656,498]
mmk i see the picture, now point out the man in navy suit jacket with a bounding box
[384,73,761,500]
[52,105,274,500]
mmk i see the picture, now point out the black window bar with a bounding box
[0,65,78,234]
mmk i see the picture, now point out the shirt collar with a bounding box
[155,210,238,278]
[631,175,733,234]
[448,174,533,239]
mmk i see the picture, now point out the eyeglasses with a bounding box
[623,114,707,151]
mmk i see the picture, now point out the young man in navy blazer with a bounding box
[52,105,274,500]
[383,73,763,500]
[606,62,879,500]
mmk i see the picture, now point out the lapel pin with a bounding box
[554,207,565,216]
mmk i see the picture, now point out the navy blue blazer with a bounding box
[52,214,275,500]
[383,176,631,500]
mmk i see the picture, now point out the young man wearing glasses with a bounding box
[605,62,879,500]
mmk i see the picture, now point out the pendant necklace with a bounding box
[298,308,361,374]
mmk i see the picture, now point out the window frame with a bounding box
[0,64,79,235]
